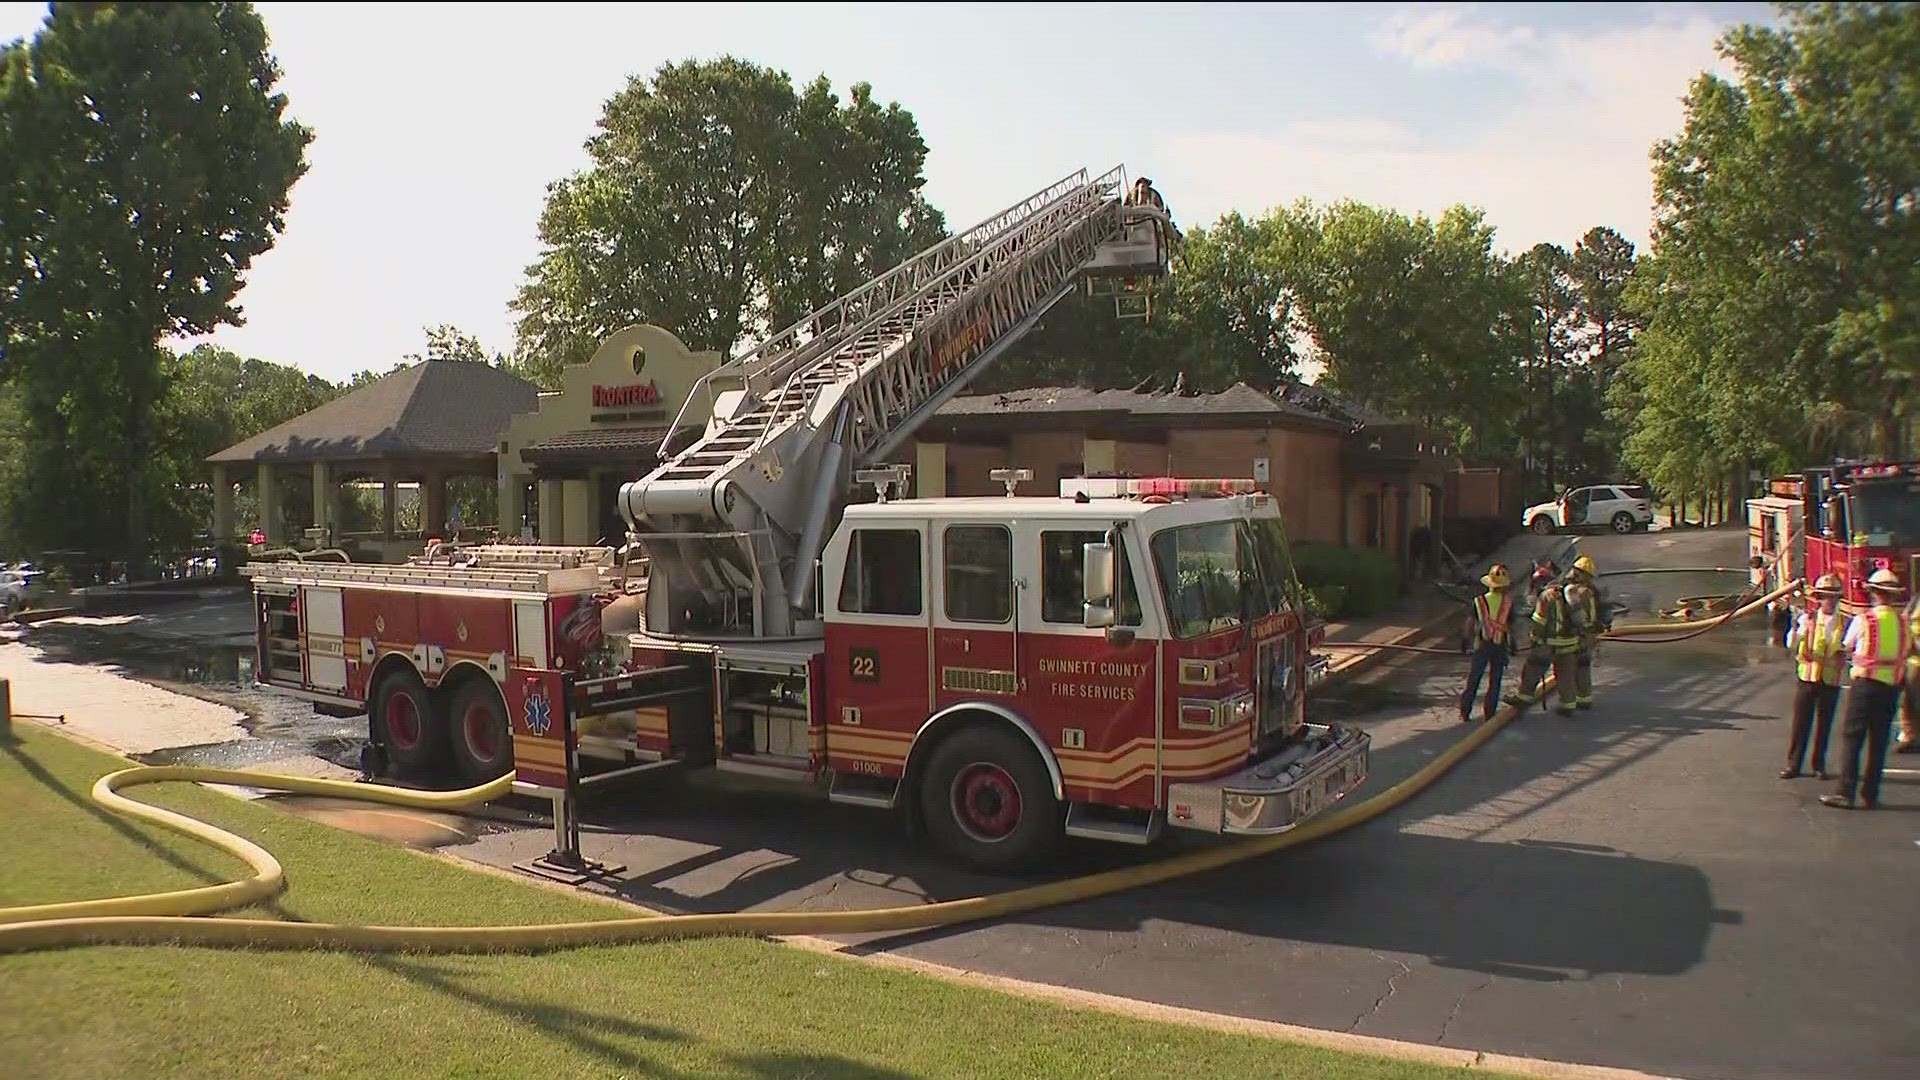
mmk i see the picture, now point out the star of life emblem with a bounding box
[524,691,552,737]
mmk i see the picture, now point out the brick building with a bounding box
[912,383,1454,573]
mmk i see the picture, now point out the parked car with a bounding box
[0,571,32,616]
[1523,484,1655,535]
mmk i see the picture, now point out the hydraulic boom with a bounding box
[618,167,1176,640]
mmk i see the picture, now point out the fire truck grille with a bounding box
[1256,638,1294,737]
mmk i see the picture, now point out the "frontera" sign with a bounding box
[593,382,660,408]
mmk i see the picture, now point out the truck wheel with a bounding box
[1611,512,1635,535]
[448,680,513,785]
[919,724,1061,872]
[1530,516,1555,535]
[371,670,447,777]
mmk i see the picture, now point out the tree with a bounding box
[1625,0,1920,485]
[511,58,945,379]
[1519,243,1579,491]
[1283,201,1528,460]
[0,1,311,574]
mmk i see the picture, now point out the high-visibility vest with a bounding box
[1907,598,1920,676]
[1793,610,1844,686]
[1851,606,1912,686]
[1473,590,1512,646]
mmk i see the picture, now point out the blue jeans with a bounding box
[1461,643,1508,718]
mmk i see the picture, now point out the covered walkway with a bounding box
[207,360,538,562]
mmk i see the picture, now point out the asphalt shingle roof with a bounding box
[934,381,1381,431]
[207,361,540,464]
[524,427,670,454]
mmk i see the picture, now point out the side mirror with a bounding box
[1083,541,1115,606]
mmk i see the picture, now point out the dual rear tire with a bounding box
[368,669,511,785]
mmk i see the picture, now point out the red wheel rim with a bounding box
[464,701,501,763]
[385,693,421,750]
[951,763,1021,842]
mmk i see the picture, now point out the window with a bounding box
[1151,520,1249,640]
[837,529,922,616]
[1040,530,1142,626]
[944,525,1012,623]
[1616,484,1651,502]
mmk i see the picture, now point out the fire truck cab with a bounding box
[610,474,1367,869]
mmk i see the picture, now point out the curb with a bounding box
[1321,604,1464,684]
[782,936,1680,1080]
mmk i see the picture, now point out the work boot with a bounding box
[1896,741,1919,755]
[1503,692,1533,708]
[1779,767,1801,779]
[1819,794,1855,809]
[1555,705,1576,717]
[1575,699,1593,711]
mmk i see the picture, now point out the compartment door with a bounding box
[302,586,348,692]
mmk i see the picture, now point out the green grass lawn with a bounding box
[0,724,1485,1080]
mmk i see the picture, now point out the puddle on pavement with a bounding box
[269,795,519,850]
[18,622,368,772]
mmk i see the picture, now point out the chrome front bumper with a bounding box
[1164,723,1371,835]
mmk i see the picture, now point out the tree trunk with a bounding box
[127,383,151,582]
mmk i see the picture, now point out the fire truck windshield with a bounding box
[1849,479,1920,546]
[1150,518,1293,640]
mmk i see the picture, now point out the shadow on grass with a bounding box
[366,955,919,1079]
[1,738,230,888]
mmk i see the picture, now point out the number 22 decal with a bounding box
[849,646,880,683]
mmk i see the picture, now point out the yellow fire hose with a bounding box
[0,580,1801,955]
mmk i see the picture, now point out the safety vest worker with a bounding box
[1823,568,1910,810]
[1533,584,1581,717]
[1782,573,1846,780]
[1459,564,1514,723]
[1900,592,1920,754]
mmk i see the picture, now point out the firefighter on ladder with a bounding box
[1821,568,1911,810]
[1781,573,1846,780]
[1458,563,1516,723]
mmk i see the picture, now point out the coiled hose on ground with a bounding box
[0,580,1802,955]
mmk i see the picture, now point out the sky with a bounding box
[1,1,1775,384]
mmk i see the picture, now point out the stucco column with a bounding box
[561,479,591,544]
[915,441,947,498]
[1082,438,1116,476]
[257,461,282,544]
[211,463,233,542]
[424,471,448,536]
[381,467,397,540]
[311,460,333,534]
[538,478,564,542]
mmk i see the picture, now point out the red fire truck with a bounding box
[1749,460,1920,626]
[243,167,1370,870]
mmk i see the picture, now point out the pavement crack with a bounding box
[1436,976,1493,1044]
[1349,954,1411,1032]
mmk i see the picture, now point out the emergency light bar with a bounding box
[1060,477,1260,500]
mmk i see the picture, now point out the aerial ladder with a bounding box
[618,167,1178,641]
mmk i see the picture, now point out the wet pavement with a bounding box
[8,594,364,775]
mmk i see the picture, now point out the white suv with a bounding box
[1524,484,1655,535]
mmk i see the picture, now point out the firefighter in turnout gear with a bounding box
[1821,569,1911,810]
[1459,564,1517,723]
[1504,558,1561,710]
[1531,582,1582,716]
[1782,574,1846,779]
[1562,554,1608,710]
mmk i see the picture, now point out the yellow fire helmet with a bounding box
[1482,564,1511,589]
[1866,567,1905,594]
[1572,554,1597,578]
[1809,573,1844,597]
